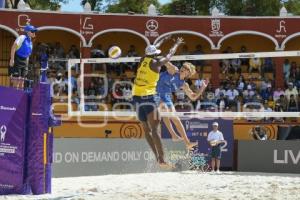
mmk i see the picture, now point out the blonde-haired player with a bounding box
[156,62,208,150]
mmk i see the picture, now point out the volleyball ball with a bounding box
[108,46,122,59]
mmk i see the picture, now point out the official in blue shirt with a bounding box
[9,25,38,78]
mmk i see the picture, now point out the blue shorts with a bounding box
[211,145,222,159]
[133,95,158,122]
[156,93,173,108]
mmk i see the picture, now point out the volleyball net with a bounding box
[66,50,300,119]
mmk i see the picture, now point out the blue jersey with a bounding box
[157,71,184,95]
[156,72,184,107]
[15,35,33,58]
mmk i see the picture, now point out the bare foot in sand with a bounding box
[172,135,183,142]
[187,142,198,150]
[159,162,175,170]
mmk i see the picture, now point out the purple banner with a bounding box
[0,86,28,194]
[162,117,234,168]
[28,83,52,194]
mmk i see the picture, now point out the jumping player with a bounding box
[157,62,208,150]
[132,36,184,169]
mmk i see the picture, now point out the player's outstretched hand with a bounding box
[176,37,185,45]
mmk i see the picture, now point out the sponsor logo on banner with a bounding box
[120,124,142,138]
[273,149,300,165]
[0,105,16,111]
[145,19,159,37]
[0,125,7,142]
[0,125,17,156]
[81,17,94,35]
[209,19,224,37]
[275,20,287,39]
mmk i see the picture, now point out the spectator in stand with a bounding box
[215,84,226,99]
[267,96,275,110]
[194,73,204,90]
[231,56,242,74]
[236,75,245,93]
[283,59,291,80]
[240,46,249,67]
[276,94,288,111]
[243,85,255,100]
[273,87,285,102]
[221,47,232,74]
[91,44,106,72]
[126,44,139,71]
[261,85,273,101]
[192,44,205,72]
[85,81,99,111]
[285,82,298,101]
[287,94,298,112]
[294,66,300,89]
[273,103,284,122]
[249,57,262,73]
[262,57,273,73]
[226,84,239,107]
[216,93,228,111]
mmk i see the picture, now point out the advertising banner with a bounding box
[161,118,234,168]
[0,86,28,194]
[238,140,300,173]
[52,139,187,177]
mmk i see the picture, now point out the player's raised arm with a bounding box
[150,37,184,71]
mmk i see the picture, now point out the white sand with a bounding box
[2,171,300,200]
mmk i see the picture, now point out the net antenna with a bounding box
[67,50,300,119]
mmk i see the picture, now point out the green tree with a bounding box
[81,0,106,11]
[106,0,160,14]
[285,0,300,15]
[8,0,67,10]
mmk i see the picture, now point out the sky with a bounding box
[61,0,171,12]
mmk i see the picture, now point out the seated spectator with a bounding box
[273,87,284,102]
[267,96,275,110]
[249,126,268,140]
[236,75,245,93]
[192,44,205,72]
[262,57,273,73]
[243,85,255,99]
[273,103,284,122]
[240,46,249,67]
[216,93,228,111]
[231,57,242,74]
[261,85,272,101]
[287,94,298,112]
[276,94,288,111]
[126,45,139,71]
[194,73,204,90]
[285,82,298,101]
[221,47,232,74]
[225,84,239,106]
[215,85,226,99]
[249,57,262,73]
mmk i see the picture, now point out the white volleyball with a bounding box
[108,46,122,59]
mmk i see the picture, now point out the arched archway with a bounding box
[89,29,149,45]
[0,25,19,38]
[281,32,300,64]
[154,31,215,50]
[217,31,279,51]
[88,29,150,56]
[0,26,18,77]
[38,26,87,47]
[281,32,300,50]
